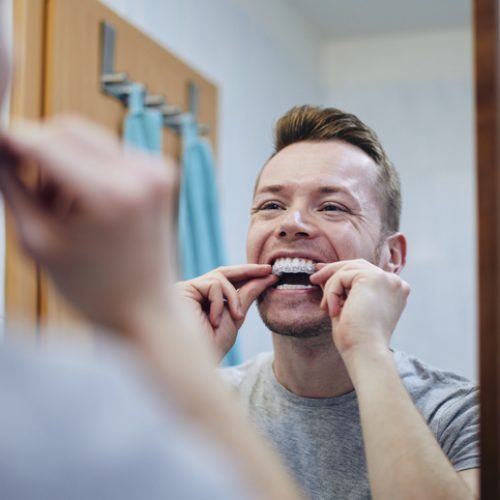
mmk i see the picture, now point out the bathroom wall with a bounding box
[321,28,476,379]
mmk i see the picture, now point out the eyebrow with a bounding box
[255,184,285,194]
[255,184,351,196]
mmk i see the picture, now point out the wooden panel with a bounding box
[45,0,218,157]
[37,0,218,337]
[5,0,46,336]
[474,0,500,497]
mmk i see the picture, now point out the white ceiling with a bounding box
[284,0,471,39]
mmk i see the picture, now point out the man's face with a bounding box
[247,140,387,337]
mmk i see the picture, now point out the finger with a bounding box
[320,285,343,318]
[310,259,371,285]
[310,263,341,286]
[10,116,121,162]
[215,275,244,321]
[189,274,242,322]
[4,123,116,196]
[48,115,121,158]
[216,264,272,285]
[181,266,273,320]
[238,274,278,314]
[207,282,225,328]
[325,289,343,318]
[1,135,85,223]
[321,270,359,318]
[0,167,55,259]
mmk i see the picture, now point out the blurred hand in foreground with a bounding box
[0,116,176,333]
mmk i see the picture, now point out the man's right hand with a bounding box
[176,265,277,359]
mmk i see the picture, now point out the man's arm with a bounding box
[311,259,479,499]
[347,345,478,499]
[0,117,303,500]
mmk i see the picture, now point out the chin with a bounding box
[257,302,331,338]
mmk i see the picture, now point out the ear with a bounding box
[379,232,407,274]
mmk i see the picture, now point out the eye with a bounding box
[258,201,284,211]
[250,200,285,215]
[319,203,346,212]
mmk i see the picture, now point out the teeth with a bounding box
[272,258,316,276]
[276,283,316,290]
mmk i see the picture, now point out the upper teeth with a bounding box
[272,258,316,275]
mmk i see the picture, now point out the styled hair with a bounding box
[270,105,401,234]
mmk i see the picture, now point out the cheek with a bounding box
[246,227,258,263]
[324,223,362,259]
[246,223,267,263]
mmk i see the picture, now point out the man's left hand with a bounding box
[310,259,410,362]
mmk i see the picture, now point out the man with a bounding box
[0,5,302,498]
[177,106,480,499]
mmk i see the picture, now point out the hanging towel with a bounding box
[178,113,240,366]
[123,83,163,154]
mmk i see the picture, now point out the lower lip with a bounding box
[266,286,321,295]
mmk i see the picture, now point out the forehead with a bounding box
[256,140,380,198]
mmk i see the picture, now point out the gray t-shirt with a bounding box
[221,350,479,500]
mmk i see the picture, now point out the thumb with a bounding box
[238,274,278,315]
[0,167,57,262]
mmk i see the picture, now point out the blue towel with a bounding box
[123,83,163,154]
[178,113,240,366]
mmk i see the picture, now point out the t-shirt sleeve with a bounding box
[436,386,480,471]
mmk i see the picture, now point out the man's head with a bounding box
[260,105,402,236]
[247,105,406,338]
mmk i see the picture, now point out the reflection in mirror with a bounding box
[102,0,475,385]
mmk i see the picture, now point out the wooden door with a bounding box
[6,0,46,340]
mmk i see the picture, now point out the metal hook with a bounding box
[99,22,210,136]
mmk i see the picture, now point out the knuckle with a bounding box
[209,280,222,292]
[387,273,401,288]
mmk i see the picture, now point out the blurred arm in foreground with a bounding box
[0,116,302,499]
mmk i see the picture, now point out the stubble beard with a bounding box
[256,297,332,339]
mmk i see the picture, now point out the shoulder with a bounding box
[394,350,480,470]
[393,350,478,423]
[394,350,476,392]
[219,352,274,390]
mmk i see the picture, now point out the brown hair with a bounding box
[268,105,401,234]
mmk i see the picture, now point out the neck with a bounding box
[272,332,353,398]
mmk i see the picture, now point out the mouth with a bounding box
[271,257,319,290]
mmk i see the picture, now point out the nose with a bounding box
[278,209,316,240]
